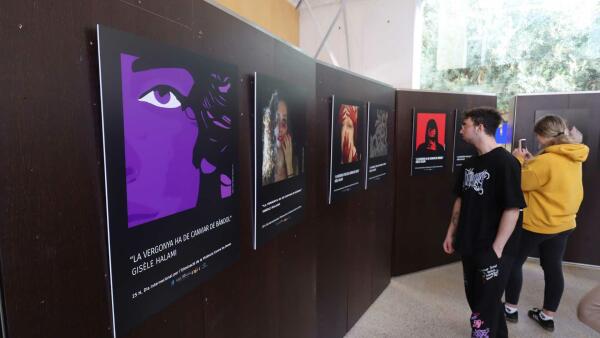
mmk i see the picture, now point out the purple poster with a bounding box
[97,25,240,337]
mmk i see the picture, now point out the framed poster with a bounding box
[411,110,448,175]
[533,109,590,154]
[365,102,391,188]
[328,96,365,203]
[97,25,240,337]
[253,73,306,249]
[452,109,477,171]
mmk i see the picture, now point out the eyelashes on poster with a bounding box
[452,109,477,171]
[97,25,240,337]
[253,73,306,249]
[411,110,448,175]
[328,96,365,203]
[365,103,391,188]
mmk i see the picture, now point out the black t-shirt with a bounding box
[453,147,526,256]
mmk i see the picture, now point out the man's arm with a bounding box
[443,197,461,254]
[492,208,520,258]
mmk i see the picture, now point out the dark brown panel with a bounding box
[392,91,497,276]
[316,64,395,337]
[513,93,600,265]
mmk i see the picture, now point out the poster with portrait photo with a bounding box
[253,73,306,249]
[97,25,240,337]
[411,110,448,175]
[328,96,365,203]
[452,109,477,172]
[532,109,590,154]
[365,102,391,188]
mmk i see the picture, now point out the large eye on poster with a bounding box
[328,96,365,203]
[253,73,306,249]
[97,25,240,337]
[452,109,477,171]
[411,110,448,175]
[365,103,391,188]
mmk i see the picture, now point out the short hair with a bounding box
[463,107,502,137]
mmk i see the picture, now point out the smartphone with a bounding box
[518,138,527,150]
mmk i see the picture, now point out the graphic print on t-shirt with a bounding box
[463,168,490,195]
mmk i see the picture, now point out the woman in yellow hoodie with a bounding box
[503,115,589,331]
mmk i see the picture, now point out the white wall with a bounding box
[299,0,421,88]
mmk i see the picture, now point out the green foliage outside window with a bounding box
[420,0,600,111]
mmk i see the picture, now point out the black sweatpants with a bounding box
[462,249,514,338]
[505,228,573,312]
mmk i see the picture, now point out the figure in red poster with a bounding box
[415,118,445,158]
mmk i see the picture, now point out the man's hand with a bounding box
[443,198,461,255]
[443,231,455,254]
[492,243,502,259]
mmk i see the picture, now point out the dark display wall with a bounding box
[0,1,395,338]
[316,63,396,338]
[513,92,600,266]
[393,90,498,276]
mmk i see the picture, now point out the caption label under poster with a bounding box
[98,25,240,337]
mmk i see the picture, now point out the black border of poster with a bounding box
[97,25,240,337]
[252,72,307,249]
[410,108,449,176]
[364,102,392,189]
[328,96,366,204]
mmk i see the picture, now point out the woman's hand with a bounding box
[282,134,294,176]
[512,148,532,161]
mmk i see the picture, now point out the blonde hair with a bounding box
[534,115,583,147]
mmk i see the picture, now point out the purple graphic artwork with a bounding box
[121,53,234,228]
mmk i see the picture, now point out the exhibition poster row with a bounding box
[97,26,392,337]
[410,109,513,175]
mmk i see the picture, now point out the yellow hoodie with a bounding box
[517,144,589,234]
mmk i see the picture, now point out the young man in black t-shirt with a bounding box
[443,107,525,338]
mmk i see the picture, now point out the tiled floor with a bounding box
[346,260,600,337]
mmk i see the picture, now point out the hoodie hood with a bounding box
[543,144,589,162]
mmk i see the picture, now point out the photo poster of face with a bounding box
[253,73,306,249]
[364,102,391,188]
[97,25,240,337]
[411,110,448,175]
[533,109,590,154]
[328,96,366,204]
[452,109,477,172]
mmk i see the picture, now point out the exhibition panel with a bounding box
[316,63,396,337]
[393,90,498,276]
[512,92,600,266]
